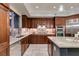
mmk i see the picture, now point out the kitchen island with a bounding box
[48,36,79,56]
[10,29,55,56]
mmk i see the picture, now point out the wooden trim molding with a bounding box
[0,3,9,10]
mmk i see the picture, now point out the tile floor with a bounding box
[23,44,49,56]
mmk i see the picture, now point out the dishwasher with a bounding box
[10,41,21,56]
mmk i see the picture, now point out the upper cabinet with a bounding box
[22,15,28,28]
[27,18,32,28]
[55,17,66,26]
[31,18,54,28]
[22,16,54,28]
[22,15,32,28]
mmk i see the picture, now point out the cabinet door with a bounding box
[0,49,7,56]
[30,35,38,44]
[43,36,48,44]
[25,37,29,48]
[27,19,32,28]
[21,37,29,56]
[55,17,65,26]
[0,8,7,43]
[22,15,27,28]
[0,42,9,56]
[0,4,9,56]
[30,35,48,44]
[21,38,25,55]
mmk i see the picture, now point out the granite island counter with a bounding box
[48,36,79,56]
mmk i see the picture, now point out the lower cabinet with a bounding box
[0,48,9,56]
[10,41,21,56]
[48,40,53,56]
[29,35,48,44]
[0,42,9,56]
[21,36,29,56]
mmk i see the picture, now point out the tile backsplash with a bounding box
[10,28,19,37]
[10,28,56,37]
[30,28,55,34]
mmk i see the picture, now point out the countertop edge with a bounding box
[10,33,32,45]
[48,36,79,48]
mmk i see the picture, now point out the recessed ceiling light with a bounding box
[59,5,64,12]
[70,6,74,9]
[35,6,39,8]
[53,6,56,9]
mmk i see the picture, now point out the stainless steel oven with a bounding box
[56,26,65,36]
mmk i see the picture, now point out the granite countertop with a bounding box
[10,32,32,45]
[48,36,79,48]
[10,31,55,45]
[32,32,55,36]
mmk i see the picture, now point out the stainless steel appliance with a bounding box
[66,18,79,34]
[56,26,65,36]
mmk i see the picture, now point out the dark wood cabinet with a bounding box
[22,15,32,28]
[0,49,8,56]
[0,4,9,56]
[21,36,29,56]
[55,17,66,26]
[0,47,9,56]
[27,18,32,28]
[29,35,49,44]
[22,16,54,28]
[22,15,28,28]
[0,42,9,56]
[31,18,54,28]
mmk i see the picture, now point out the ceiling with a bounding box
[9,3,79,17]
